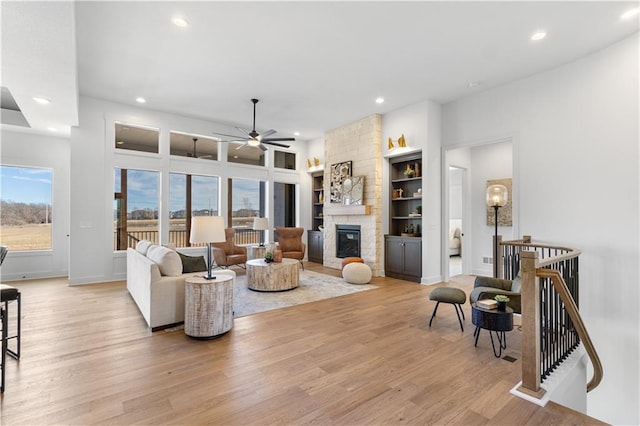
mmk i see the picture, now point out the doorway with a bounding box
[448,166,464,277]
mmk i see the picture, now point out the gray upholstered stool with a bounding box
[0,284,21,360]
[428,287,466,332]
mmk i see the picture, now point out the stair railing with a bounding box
[498,237,603,398]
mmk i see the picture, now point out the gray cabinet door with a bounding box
[385,237,405,274]
[402,238,422,278]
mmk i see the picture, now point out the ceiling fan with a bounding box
[187,137,213,159]
[212,98,294,151]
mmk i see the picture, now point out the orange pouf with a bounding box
[341,257,364,270]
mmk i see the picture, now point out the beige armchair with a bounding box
[275,227,306,270]
[211,228,247,269]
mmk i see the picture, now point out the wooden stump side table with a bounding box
[184,275,233,339]
[246,258,299,292]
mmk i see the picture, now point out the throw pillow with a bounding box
[147,245,182,276]
[135,239,153,255]
[178,252,207,273]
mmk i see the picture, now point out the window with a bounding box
[169,173,219,247]
[227,145,265,166]
[273,182,297,229]
[115,122,159,154]
[274,151,296,170]
[114,168,159,250]
[170,132,218,161]
[0,165,53,250]
[228,178,265,245]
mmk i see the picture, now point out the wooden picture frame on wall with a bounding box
[330,161,352,203]
[486,178,513,226]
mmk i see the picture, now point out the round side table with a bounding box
[184,275,233,339]
[246,258,299,291]
[471,304,514,357]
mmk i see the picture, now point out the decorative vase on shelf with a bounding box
[319,190,324,203]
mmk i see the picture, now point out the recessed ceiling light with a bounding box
[467,81,482,88]
[136,97,146,103]
[375,97,385,104]
[620,8,639,20]
[172,16,189,27]
[116,140,125,145]
[47,127,57,132]
[33,96,51,104]
[531,31,547,41]
[293,131,300,136]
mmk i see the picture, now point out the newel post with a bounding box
[518,250,546,398]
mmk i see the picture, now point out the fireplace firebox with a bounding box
[336,225,361,258]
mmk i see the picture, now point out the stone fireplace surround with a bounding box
[322,115,382,276]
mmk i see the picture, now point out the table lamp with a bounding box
[486,184,508,277]
[189,216,225,280]
[253,217,268,246]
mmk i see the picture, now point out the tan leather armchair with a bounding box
[211,228,247,269]
[275,227,306,270]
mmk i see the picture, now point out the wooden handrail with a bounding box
[504,237,603,399]
[536,268,603,392]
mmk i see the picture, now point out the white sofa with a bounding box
[126,244,235,331]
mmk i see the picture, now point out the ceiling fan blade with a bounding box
[212,131,245,139]
[258,144,268,152]
[217,139,246,143]
[258,129,276,140]
[235,143,248,150]
[235,127,253,138]
[262,141,291,148]
[262,137,295,142]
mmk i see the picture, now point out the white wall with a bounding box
[382,100,442,284]
[0,129,70,280]
[469,141,513,276]
[442,34,639,425]
[69,96,309,285]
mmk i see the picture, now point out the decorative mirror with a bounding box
[342,176,364,205]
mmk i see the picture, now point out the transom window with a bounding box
[115,122,159,154]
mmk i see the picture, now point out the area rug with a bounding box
[233,270,377,317]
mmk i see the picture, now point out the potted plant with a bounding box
[403,165,415,178]
[264,251,274,263]
[494,294,510,311]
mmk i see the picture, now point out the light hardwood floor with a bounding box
[1,263,603,425]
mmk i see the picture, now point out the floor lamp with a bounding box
[486,184,508,278]
[190,216,226,280]
[253,217,268,247]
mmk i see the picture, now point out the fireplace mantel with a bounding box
[324,205,372,216]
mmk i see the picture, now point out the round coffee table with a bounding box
[246,258,299,292]
[184,275,234,339]
[471,304,514,357]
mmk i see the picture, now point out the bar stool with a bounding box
[1,306,6,392]
[0,284,21,360]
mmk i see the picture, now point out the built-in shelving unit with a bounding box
[386,151,422,282]
[308,171,324,263]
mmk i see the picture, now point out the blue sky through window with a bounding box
[1,165,52,204]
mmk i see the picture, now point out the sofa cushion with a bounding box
[147,245,182,276]
[177,252,207,273]
[136,239,153,255]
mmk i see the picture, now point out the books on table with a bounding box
[477,299,498,309]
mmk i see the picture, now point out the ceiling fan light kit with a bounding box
[211,99,295,151]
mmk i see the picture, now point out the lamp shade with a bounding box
[253,217,269,231]
[189,216,225,244]
[486,184,509,207]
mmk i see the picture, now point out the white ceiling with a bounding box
[2,1,638,140]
